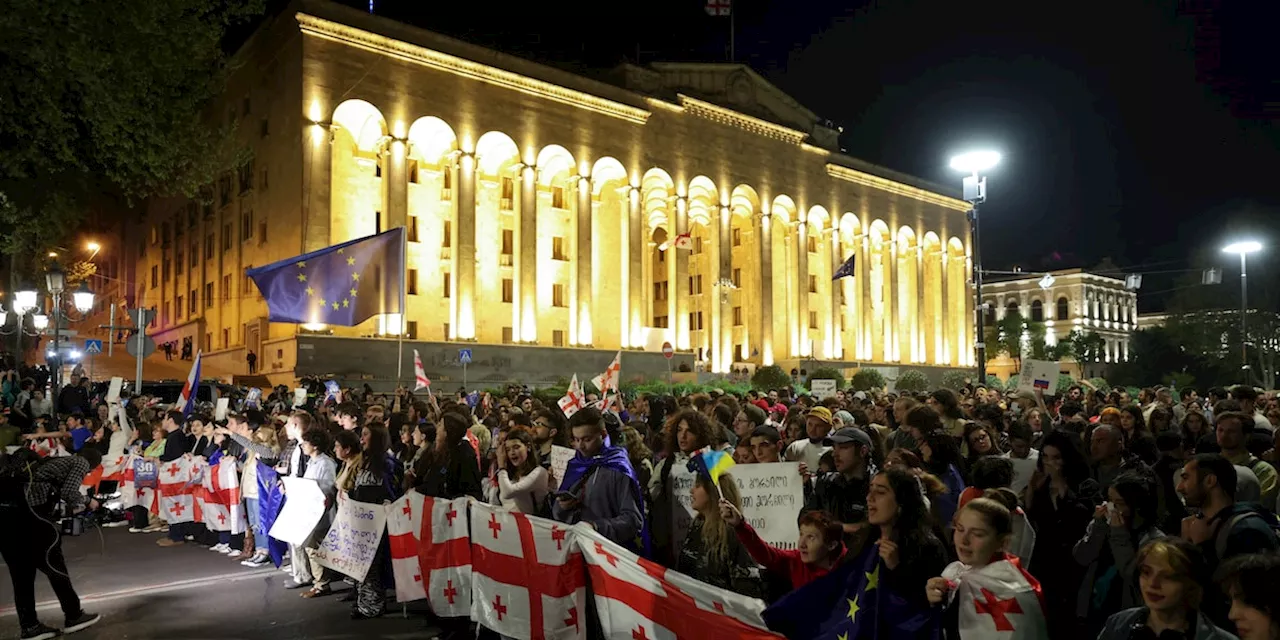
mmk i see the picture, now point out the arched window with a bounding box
[983,305,996,326]
[1030,300,1044,322]
[1056,297,1069,320]
[1006,302,1020,318]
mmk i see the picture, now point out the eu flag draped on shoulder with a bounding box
[763,542,939,639]
[246,227,405,326]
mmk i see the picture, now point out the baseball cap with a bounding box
[824,427,872,447]
[807,406,833,425]
[852,391,867,401]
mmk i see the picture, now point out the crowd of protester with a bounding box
[6,374,1280,639]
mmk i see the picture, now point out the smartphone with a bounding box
[553,491,577,502]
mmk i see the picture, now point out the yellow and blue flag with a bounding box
[246,228,405,326]
[687,448,736,488]
[763,542,939,639]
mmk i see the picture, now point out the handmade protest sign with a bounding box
[729,462,803,550]
[314,493,388,582]
[268,476,327,545]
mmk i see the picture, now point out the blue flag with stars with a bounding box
[246,228,405,326]
[833,253,857,280]
[762,542,939,640]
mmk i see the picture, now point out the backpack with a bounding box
[1214,509,1280,561]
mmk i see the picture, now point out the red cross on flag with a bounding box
[117,456,159,515]
[579,526,780,640]
[942,554,1047,639]
[423,495,473,617]
[413,349,431,391]
[201,458,246,533]
[558,374,586,418]
[159,457,197,525]
[469,502,587,640]
[672,232,694,251]
[388,491,428,603]
[591,351,623,395]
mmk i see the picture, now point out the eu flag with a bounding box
[246,228,405,326]
[833,253,857,280]
[763,543,939,639]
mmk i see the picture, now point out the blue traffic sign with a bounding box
[84,339,103,355]
[458,348,472,365]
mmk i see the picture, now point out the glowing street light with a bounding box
[86,241,102,260]
[949,149,1001,381]
[1222,240,1263,377]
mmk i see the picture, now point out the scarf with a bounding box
[560,445,651,557]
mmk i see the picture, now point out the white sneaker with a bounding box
[223,547,242,555]
[210,543,229,552]
[102,520,130,528]
[128,527,145,533]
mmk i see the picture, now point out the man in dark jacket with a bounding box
[1177,452,1279,632]
[803,427,874,535]
[0,448,103,640]
[156,410,193,547]
[552,408,644,549]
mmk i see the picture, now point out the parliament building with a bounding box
[126,0,976,386]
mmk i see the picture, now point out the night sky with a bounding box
[349,0,1279,311]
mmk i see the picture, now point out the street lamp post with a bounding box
[42,261,95,422]
[950,150,1001,385]
[1222,240,1262,381]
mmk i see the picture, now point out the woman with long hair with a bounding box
[1026,430,1100,638]
[348,424,394,619]
[928,388,967,442]
[412,412,482,501]
[677,472,763,597]
[1219,553,1280,640]
[491,427,548,514]
[1097,538,1233,640]
[649,408,716,568]
[919,430,967,528]
[1072,471,1165,633]
[1181,410,1212,454]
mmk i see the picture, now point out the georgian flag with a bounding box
[557,374,586,418]
[470,502,586,640]
[414,349,431,391]
[388,491,429,603]
[579,526,779,640]
[942,555,1047,640]
[424,496,474,618]
[159,457,197,524]
[672,233,693,251]
[591,352,622,395]
[202,458,246,534]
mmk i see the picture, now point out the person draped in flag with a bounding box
[553,406,647,553]
[675,453,764,598]
[927,498,1048,640]
[156,410,196,548]
[763,467,948,639]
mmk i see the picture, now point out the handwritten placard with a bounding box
[729,462,803,550]
[549,445,575,489]
[313,493,388,582]
[269,476,327,546]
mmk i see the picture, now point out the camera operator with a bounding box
[0,448,104,640]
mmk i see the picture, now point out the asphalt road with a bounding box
[0,524,443,639]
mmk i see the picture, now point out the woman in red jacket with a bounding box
[720,503,845,589]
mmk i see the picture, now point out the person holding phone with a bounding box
[552,408,645,551]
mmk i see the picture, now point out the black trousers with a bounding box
[0,505,82,629]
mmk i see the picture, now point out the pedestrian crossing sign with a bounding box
[84,339,103,355]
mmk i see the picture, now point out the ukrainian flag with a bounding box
[688,449,736,488]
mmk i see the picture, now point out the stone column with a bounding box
[628,186,643,348]
[886,240,898,362]
[940,250,950,365]
[455,151,477,340]
[717,204,732,371]
[830,230,842,360]
[575,176,593,346]
[674,195,690,350]
[797,214,810,358]
[860,232,872,361]
[384,138,408,231]
[302,124,333,253]
[518,164,537,342]
[759,212,774,365]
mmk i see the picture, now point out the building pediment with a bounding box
[614,62,841,149]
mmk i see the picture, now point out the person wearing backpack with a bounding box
[1214,411,1278,507]
[1176,452,1280,634]
[0,447,103,640]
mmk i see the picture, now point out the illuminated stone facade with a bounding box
[129,1,975,384]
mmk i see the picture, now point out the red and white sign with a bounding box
[413,349,431,391]
[662,342,674,360]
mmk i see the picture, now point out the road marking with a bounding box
[0,568,278,617]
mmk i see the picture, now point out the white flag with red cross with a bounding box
[470,502,587,640]
[579,526,780,640]
[558,374,586,418]
[942,555,1047,640]
[388,491,428,603]
[672,233,694,251]
[591,351,623,395]
[159,457,198,524]
[423,495,473,618]
[201,458,245,534]
[414,349,431,391]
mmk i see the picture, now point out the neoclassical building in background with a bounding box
[128,0,975,384]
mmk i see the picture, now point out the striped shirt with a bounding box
[24,455,91,512]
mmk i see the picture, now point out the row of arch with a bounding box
[319,99,975,369]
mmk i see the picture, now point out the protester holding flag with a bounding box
[723,504,845,591]
[676,463,764,597]
[156,410,195,548]
[927,497,1049,639]
[763,467,947,639]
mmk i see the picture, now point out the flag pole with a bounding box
[729,4,735,62]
